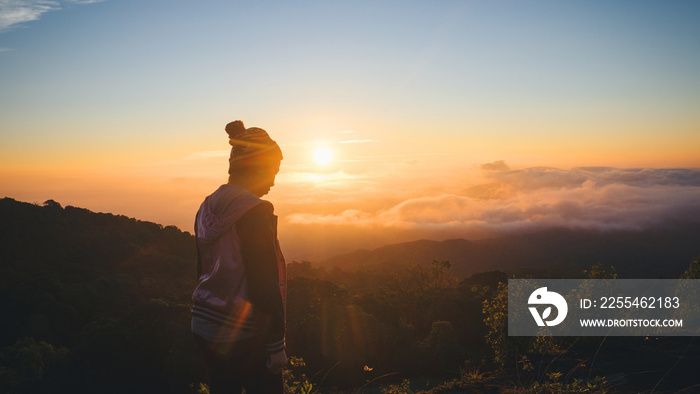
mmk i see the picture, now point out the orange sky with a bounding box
[2,2,700,260]
[3,123,700,261]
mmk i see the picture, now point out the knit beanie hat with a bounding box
[225,120,283,174]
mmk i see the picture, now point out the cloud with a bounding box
[339,139,376,144]
[572,167,700,188]
[286,209,374,226]
[0,0,102,32]
[480,160,510,172]
[483,165,700,190]
[280,170,367,186]
[0,1,59,31]
[286,163,700,235]
[483,165,590,191]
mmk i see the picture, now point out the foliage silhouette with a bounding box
[1,197,699,393]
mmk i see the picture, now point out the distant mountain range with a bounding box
[2,196,698,280]
[323,225,700,279]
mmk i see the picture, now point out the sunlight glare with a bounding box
[313,147,334,166]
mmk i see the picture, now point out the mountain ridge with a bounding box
[4,196,698,280]
[323,225,700,279]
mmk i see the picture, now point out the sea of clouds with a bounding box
[287,161,700,235]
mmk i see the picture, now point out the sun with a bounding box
[313,147,334,166]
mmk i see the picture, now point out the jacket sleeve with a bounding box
[236,203,286,354]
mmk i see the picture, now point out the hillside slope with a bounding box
[0,197,200,393]
[2,197,700,392]
[324,226,700,279]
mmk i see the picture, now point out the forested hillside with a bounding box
[0,198,200,393]
[1,197,699,393]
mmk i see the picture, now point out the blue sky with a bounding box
[3,1,699,160]
[2,1,700,258]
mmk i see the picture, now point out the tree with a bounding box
[0,337,68,394]
[681,256,700,279]
[43,199,62,209]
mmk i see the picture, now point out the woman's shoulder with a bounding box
[237,201,275,226]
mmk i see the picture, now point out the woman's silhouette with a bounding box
[191,120,287,393]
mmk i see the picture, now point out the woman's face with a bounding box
[250,162,280,197]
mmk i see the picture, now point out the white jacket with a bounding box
[191,184,286,353]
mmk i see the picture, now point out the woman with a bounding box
[191,120,287,393]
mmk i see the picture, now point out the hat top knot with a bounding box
[225,120,247,139]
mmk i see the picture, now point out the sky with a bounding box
[1,1,700,261]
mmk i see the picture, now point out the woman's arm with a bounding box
[237,203,286,355]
